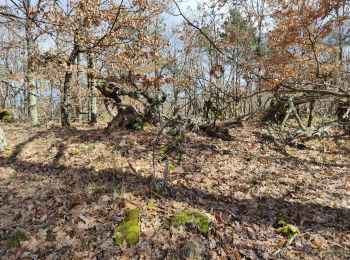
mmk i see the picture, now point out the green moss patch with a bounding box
[68,150,80,157]
[113,209,141,246]
[146,202,156,210]
[275,215,300,238]
[0,109,14,123]
[3,149,14,158]
[172,211,210,235]
[277,224,300,238]
[160,144,170,155]
[6,229,28,250]
[131,121,145,130]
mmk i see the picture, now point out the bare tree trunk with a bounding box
[61,72,73,127]
[75,53,82,123]
[25,0,38,125]
[88,53,97,124]
[61,45,79,127]
[2,52,11,108]
[28,80,38,124]
[90,87,97,124]
[307,100,315,127]
[49,81,55,121]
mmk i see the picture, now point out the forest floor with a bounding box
[0,122,349,259]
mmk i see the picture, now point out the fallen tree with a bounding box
[95,71,167,132]
[265,95,350,147]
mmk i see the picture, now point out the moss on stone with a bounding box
[6,229,27,250]
[113,209,141,246]
[276,215,287,227]
[277,224,300,238]
[0,109,13,122]
[275,215,300,238]
[172,211,210,235]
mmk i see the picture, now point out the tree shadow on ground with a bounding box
[0,155,349,233]
[10,130,50,161]
[19,126,228,161]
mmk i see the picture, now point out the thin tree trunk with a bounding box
[307,100,315,127]
[25,0,38,125]
[75,53,82,123]
[28,80,38,124]
[87,52,97,124]
[2,53,10,108]
[49,81,55,121]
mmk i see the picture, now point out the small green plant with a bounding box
[172,211,210,235]
[143,122,151,129]
[160,145,170,154]
[6,229,27,250]
[3,150,14,158]
[113,209,141,246]
[9,172,18,179]
[68,150,80,157]
[175,134,184,144]
[160,135,184,155]
[146,202,156,210]
[275,215,300,238]
[169,162,176,173]
[102,113,110,123]
[131,120,145,130]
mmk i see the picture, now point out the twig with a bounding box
[171,0,225,56]
[127,160,138,175]
[151,190,165,200]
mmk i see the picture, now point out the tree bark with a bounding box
[75,53,82,123]
[25,0,38,125]
[28,80,38,125]
[307,100,315,127]
[61,71,74,127]
[88,53,97,124]
[61,45,79,127]
[0,126,7,151]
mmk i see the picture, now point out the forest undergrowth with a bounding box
[0,123,349,259]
